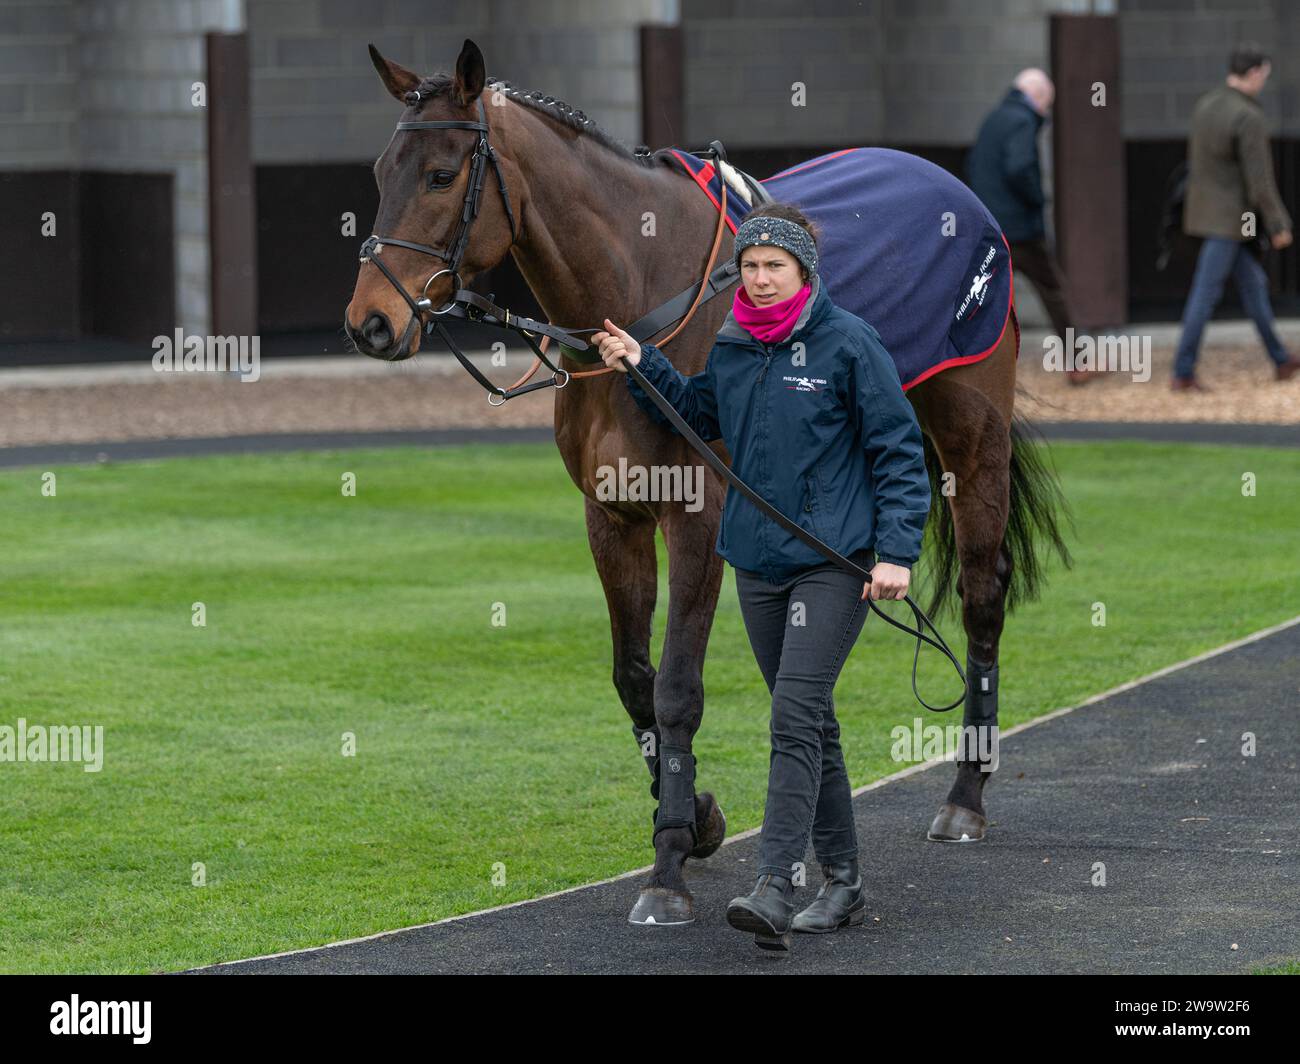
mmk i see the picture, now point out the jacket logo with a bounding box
[955,244,998,321]
[782,375,826,392]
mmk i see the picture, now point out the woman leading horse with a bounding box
[593,204,930,950]
[347,38,1071,935]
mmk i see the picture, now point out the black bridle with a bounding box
[360,95,515,323]
[357,97,969,710]
[359,91,594,404]
[360,93,746,404]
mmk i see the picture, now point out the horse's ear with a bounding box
[368,44,421,104]
[453,38,486,107]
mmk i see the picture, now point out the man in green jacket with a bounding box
[1173,43,1298,390]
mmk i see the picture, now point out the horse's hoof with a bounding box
[688,792,727,859]
[628,887,694,926]
[927,802,987,842]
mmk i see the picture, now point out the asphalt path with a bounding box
[1,421,1296,469]
[189,619,1300,975]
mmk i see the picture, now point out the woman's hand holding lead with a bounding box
[591,319,641,372]
[863,561,910,601]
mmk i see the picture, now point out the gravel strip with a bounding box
[0,332,1295,448]
[0,364,557,447]
[1015,330,1299,424]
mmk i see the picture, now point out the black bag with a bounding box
[1157,160,1271,269]
[1155,161,1188,272]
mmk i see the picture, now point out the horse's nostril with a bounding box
[361,313,392,351]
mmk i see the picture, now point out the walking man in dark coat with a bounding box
[967,68,1089,386]
[1172,42,1298,391]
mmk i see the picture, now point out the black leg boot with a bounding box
[928,654,998,842]
[652,744,698,846]
[791,858,866,933]
[726,873,795,951]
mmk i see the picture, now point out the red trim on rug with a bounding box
[760,148,863,183]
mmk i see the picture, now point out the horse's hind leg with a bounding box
[910,332,1016,842]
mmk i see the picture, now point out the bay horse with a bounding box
[344,39,1071,926]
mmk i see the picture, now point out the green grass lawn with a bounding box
[0,440,1295,973]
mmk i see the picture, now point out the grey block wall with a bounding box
[1,0,244,337]
[682,0,1297,147]
[1120,0,1300,138]
[79,0,244,336]
[682,0,1102,150]
[0,0,79,165]
[249,0,679,164]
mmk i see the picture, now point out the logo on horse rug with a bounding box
[955,242,1000,323]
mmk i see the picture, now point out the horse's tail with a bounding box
[920,413,1074,617]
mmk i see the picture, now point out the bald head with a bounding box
[1014,68,1054,115]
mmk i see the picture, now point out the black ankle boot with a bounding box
[790,858,865,933]
[726,873,795,951]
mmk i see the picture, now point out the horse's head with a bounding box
[346,39,519,360]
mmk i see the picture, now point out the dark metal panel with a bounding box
[1125,138,1299,321]
[80,172,175,343]
[256,163,376,332]
[0,171,80,342]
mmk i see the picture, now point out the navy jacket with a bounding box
[966,88,1046,244]
[625,273,930,581]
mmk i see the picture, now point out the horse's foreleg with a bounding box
[628,488,727,926]
[583,497,662,785]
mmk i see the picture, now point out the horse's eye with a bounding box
[426,171,455,190]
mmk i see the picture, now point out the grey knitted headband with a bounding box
[733,215,818,278]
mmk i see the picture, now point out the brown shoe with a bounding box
[1275,357,1300,381]
[1170,375,1211,393]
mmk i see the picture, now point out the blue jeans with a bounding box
[733,548,874,879]
[1173,237,1289,379]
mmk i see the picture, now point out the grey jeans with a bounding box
[733,548,874,878]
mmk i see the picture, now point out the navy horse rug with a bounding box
[663,147,1016,390]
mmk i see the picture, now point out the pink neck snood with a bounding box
[731,282,812,344]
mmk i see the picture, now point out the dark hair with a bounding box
[739,201,821,281]
[1228,42,1269,77]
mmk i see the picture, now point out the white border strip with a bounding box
[193,613,1300,971]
